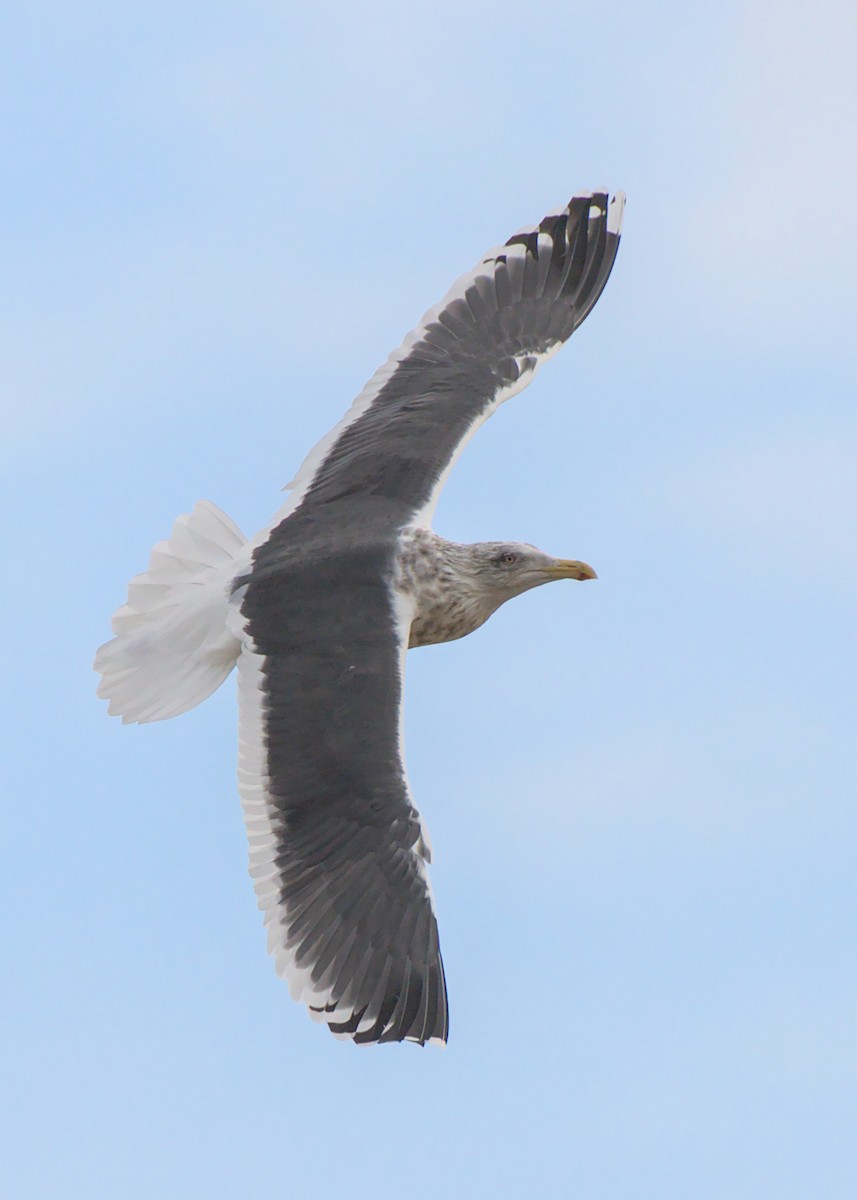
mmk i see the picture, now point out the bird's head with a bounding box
[465,541,597,600]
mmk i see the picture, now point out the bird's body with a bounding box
[96,191,624,1045]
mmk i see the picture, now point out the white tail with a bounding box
[95,500,248,724]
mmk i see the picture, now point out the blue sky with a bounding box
[2,1,856,1197]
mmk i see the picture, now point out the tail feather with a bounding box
[95,500,248,724]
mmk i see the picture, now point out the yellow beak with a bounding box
[546,559,598,581]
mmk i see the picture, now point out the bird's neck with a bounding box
[395,529,506,649]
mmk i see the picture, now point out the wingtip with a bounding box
[607,190,626,236]
[566,189,625,236]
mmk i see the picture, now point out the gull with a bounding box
[95,190,625,1045]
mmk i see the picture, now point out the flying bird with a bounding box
[95,191,625,1046]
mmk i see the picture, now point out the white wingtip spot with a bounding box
[608,191,626,235]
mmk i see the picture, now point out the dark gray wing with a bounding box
[235,520,447,1045]
[262,190,624,537]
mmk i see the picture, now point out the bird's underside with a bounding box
[95,190,624,1045]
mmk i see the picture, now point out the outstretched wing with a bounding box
[235,534,447,1045]
[260,190,624,541]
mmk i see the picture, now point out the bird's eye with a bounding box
[501,552,518,565]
